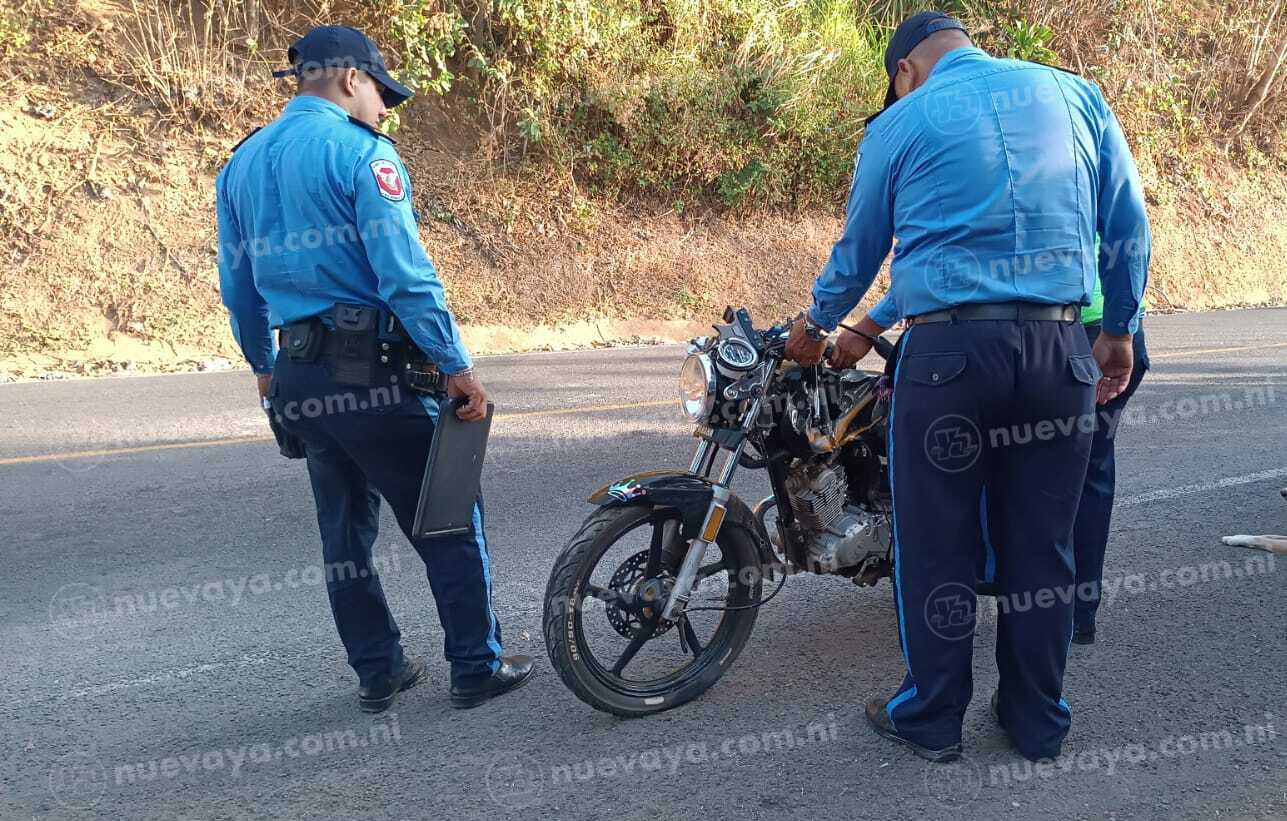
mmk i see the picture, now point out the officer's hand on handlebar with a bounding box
[784,315,827,366]
[826,315,890,369]
[256,373,273,402]
[447,370,489,422]
[1091,333,1134,405]
[827,329,874,369]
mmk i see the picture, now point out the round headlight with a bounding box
[679,353,716,422]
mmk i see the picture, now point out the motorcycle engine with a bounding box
[784,462,890,574]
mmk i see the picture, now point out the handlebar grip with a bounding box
[872,335,895,361]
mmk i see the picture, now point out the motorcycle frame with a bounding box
[590,346,873,619]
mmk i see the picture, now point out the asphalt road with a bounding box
[2,308,1285,821]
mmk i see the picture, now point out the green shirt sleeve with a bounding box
[1083,234,1144,326]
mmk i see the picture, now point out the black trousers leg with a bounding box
[1072,322,1148,633]
[885,323,1001,749]
[302,438,405,686]
[989,321,1096,759]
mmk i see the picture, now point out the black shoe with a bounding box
[450,655,535,709]
[864,698,962,763]
[358,656,427,713]
[1071,628,1096,645]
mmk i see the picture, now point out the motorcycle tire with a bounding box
[543,504,762,717]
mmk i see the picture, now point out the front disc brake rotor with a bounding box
[604,549,676,639]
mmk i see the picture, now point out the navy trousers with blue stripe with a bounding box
[886,318,1095,759]
[1072,322,1148,634]
[268,354,503,689]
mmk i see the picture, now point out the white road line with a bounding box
[12,470,1286,709]
[2,649,325,709]
[1118,468,1287,507]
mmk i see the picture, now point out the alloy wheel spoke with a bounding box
[611,621,658,676]
[696,561,727,579]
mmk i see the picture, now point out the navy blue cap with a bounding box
[272,26,414,109]
[880,11,968,110]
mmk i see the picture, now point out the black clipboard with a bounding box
[412,400,494,539]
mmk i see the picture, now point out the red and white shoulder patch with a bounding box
[369,159,406,202]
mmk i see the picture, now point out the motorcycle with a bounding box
[543,306,897,715]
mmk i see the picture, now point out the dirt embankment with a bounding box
[1,1,1284,381]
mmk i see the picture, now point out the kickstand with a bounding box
[677,616,703,656]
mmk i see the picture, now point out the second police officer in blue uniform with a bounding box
[785,12,1149,761]
[216,26,534,713]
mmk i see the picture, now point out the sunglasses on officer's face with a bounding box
[357,71,401,110]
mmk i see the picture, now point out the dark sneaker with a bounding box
[864,698,962,763]
[450,655,535,709]
[358,656,427,713]
[1071,627,1096,645]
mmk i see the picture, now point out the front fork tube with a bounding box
[662,395,761,621]
[661,483,732,621]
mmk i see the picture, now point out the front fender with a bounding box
[589,470,776,566]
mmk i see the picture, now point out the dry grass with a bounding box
[104,0,279,129]
[0,0,1284,378]
[1015,0,1287,154]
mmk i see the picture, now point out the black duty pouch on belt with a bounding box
[281,318,323,362]
[331,303,381,386]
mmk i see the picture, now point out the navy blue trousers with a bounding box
[1072,322,1149,634]
[268,354,503,689]
[886,318,1096,760]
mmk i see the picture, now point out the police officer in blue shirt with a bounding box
[216,26,533,713]
[785,12,1148,761]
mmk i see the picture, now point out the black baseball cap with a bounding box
[272,26,414,109]
[879,11,968,111]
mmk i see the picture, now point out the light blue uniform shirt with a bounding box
[811,47,1149,335]
[216,96,472,375]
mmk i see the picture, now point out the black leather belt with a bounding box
[278,306,446,394]
[908,302,1080,325]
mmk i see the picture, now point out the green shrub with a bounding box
[379,0,909,207]
[377,1,1118,206]
[388,0,468,95]
[1003,17,1057,63]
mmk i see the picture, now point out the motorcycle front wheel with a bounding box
[543,504,763,716]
